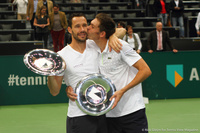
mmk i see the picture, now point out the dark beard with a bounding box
[72,31,87,42]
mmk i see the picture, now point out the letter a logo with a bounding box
[166,65,183,87]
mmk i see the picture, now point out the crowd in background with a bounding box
[7,0,200,52]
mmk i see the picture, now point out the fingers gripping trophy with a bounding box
[23,49,116,116]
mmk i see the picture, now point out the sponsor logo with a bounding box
[166,65,183,87]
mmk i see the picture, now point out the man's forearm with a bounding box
[47,76,63,96]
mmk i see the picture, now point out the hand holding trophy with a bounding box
[75,73,116,116]
[23,49,116,116]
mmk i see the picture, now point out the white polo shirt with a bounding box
[98,39,145,117]
[58,39,99,117]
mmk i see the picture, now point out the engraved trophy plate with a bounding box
[23,49,66,76]
[75,74,116,116]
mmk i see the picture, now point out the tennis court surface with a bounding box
[0,98,199,133]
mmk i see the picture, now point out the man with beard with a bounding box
[47,13,122,133]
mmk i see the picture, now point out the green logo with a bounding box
[166,65,183,87]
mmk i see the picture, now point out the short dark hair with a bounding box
[118,21,126,28]
[53,4,59,8]
[95,13,115,39]
[126,25,132,31]
[68,13,87,28]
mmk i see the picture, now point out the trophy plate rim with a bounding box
[23,49,66,76]
[75,73,116,116]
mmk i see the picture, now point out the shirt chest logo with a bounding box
[73,63,83,68]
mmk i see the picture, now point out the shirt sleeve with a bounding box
[134,33,142,50]
[195,12,200,31]
[120,40,141,66]
[24,0,28,4]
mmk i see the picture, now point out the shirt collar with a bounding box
[97,40,109,54]
[101,40,109,53]
[156,30,162,33]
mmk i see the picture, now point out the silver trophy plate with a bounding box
[75,74,116,116]
[23,49,66,76]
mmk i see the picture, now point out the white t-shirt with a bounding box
[98,39,145,117]
[13,0,28,14]
[58,39,99,117]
